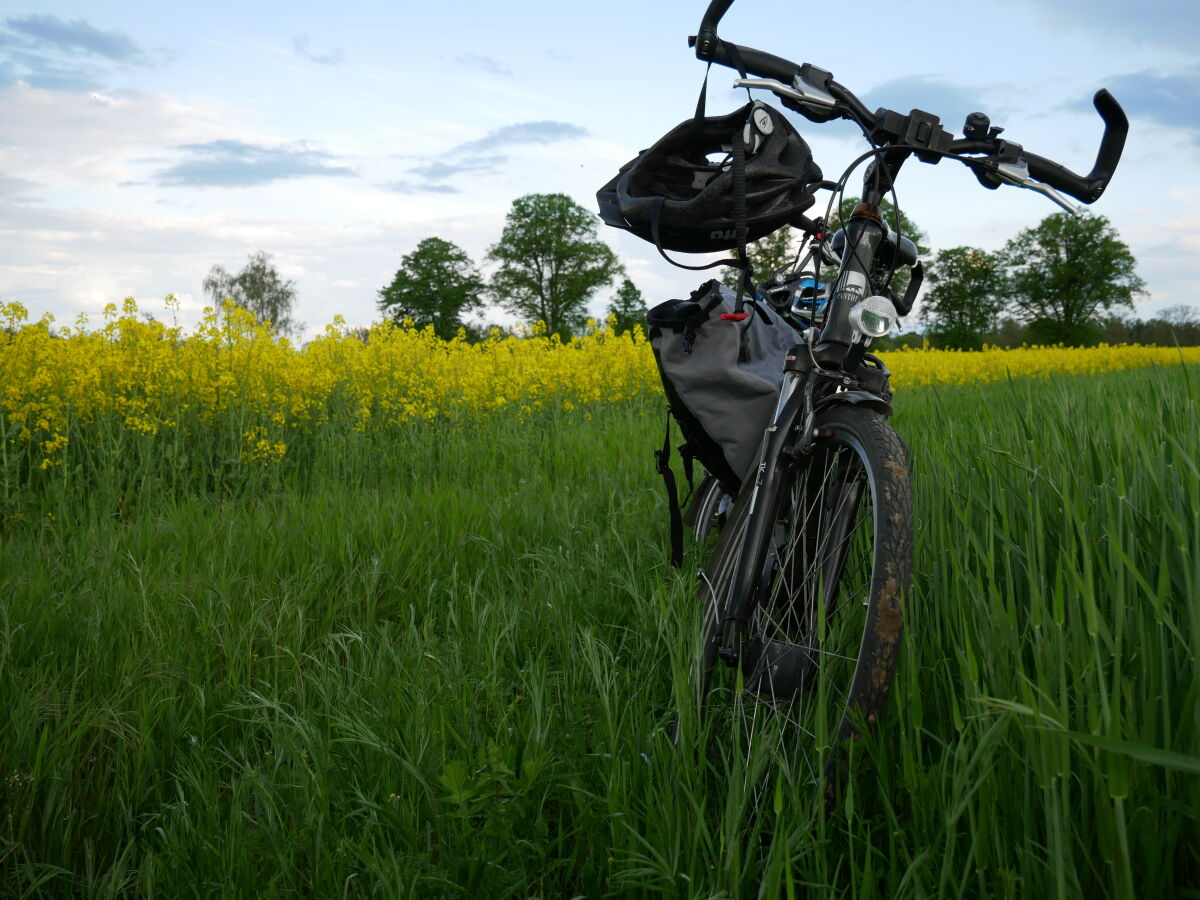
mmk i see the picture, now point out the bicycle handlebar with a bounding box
[1029,90,1127,202]
[695,0,735,58]
[691,1,1127,205]
[689,33,799,84]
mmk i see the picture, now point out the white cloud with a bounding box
[0,83,234,191]
[150,139,357,188]
[4,14,145,62]
[0,198,511,336]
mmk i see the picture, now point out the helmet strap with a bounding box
[735,248,754,305]
[693,63,712,123]
[689,48,748,147]
[655,60,755,282]
[648,197,742,272]
[730,118,752,313]
[687,62,714,154]
[725,42,751,93]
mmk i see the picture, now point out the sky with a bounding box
[0,0,1196,337]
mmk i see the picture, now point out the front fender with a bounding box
[813,389,893,418]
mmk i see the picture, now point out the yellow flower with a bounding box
[1,295,1196,501]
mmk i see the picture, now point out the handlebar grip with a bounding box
[695,0,735,58]
[699,0,735,32]
[698,37,800,85]
[1022,89,1126,204]
[1084,88,1127,200]
[1023,152,1092,201]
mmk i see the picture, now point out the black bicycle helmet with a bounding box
[597,101,823,255]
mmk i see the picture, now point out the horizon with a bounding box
[1,0,1196,338]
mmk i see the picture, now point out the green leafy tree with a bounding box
[720,227,801,289]
[836,197,928,251]
[203,251,299,336]
[606,278,646,335]
[1101,305,1200,347]
[1154,305,1200,346]
[871,331,926,351]
[1161,304,1200,328]
[920,246,1004,349]
[1001,212,1145,345]
[486,193,622,339]
[724,199,930,297]
[982,316,1027,349]
[377,237,485,340]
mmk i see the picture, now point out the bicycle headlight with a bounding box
[848,295,899,339]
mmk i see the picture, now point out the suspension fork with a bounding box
[814,150,911,366]
[814,206,884,363]
[717,368,812,664]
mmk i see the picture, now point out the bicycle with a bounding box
[658,0,1129,811]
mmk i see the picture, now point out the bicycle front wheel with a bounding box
[698,404,912,810]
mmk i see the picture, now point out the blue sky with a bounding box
[0,0,1196,335]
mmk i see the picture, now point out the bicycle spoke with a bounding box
[732,433,881,789]
[683,407,911,818]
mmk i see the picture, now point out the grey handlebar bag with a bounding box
[646,279,799,564]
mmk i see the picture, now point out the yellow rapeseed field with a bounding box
[2,298,1198,477]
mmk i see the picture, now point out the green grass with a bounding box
[2,367,1198,897]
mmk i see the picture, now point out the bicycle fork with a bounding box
[716,365,812,666]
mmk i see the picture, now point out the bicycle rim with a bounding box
[684,472,734,543]
[701,407,911,812]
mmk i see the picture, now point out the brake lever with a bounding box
[976,158,1085,217]
[732,76,837,113]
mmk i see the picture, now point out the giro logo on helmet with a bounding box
[709,228,737,240]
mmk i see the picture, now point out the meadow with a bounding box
[1,302,1198,897]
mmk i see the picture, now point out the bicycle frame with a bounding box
[716,166,903,662]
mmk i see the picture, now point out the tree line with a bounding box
[376,193,641,341]
[728,204,1174,349]
[206,193,1195,349]
[919,212,1149,348]
[202,193,644,343]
